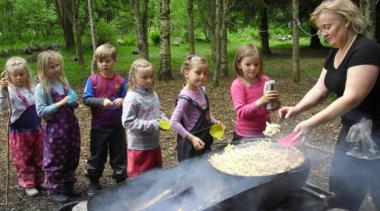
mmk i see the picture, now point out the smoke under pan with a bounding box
[87,152,310,211]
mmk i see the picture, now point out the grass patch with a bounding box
[0,34,325,86]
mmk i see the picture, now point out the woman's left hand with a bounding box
[293,119,314,143]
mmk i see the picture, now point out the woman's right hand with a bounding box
[278,106,299,119]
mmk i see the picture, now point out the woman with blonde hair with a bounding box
[279,0,380,210]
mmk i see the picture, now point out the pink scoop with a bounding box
[278,132,301,148]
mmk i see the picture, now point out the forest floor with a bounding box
[0,49,377,210]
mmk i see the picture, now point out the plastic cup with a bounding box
[159,119,171,130]
[209,123,225,140]
[67,89,78,104]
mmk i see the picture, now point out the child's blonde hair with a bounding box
[37,50,69,92]
[233,44,263,79]
[128,58,154,91]
[3,56,34,91]
[95,43,117,62]
[180,55,208,86]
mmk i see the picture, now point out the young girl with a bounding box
[170,55,220,162]
[34,50,81,202]
[230,44,279,142]
[122,59,167,178]
[0,57,44,197]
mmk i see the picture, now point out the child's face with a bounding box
[97,57,116,75]
[184,60,208,88]
[46,59,62,81]
[9,69,29,87]
[238,54,261,82]
[135,68,154,89]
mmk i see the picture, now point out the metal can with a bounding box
[264,80,279,110]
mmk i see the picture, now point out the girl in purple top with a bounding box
[230,44,279,141]
[34,51,81,202]
[170,55,220,162]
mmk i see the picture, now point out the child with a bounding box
[83,43,127,195]
[0,57,44,197]
[122,59,167,178]
[34,50,81,202]
[170,55,220,162]
[230,44,279,142]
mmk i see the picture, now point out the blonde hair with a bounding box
[37,50,69,92]
[310,0,365,34]
[128,58,154,91]
[233,44,263,79]
[95,43,117,62]
[181,55,208,86]
[3,56,34,91]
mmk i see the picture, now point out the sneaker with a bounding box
[25,187,39,197]
[87,182,102,196]
[48,192,70,203]
[115,177,126,184]
[37,183,48,190]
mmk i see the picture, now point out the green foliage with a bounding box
[0,0,57,44]
[150,31,160,45]
[94,18,119,45]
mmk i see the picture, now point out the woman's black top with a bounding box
[324,34,380,128]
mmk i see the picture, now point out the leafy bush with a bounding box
[150,31,160,45]
[96,18,119,45]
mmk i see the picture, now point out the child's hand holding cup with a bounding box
[158,118,171,131]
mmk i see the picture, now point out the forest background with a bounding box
[0,0,379,210]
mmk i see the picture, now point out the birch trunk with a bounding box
[131,0,150,60]
[187,0,195,54]
[292,0,300,82]
[159,0,173,80]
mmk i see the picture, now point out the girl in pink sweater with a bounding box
[230,44,279,142]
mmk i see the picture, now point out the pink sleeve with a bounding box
[230,80,259,119]
[170,98,190,138]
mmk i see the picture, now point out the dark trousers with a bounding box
[86,123,126,181]
[329,125,380,211]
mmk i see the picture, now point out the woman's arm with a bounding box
[295,65,379,141]
[280,69,329,119]
[303,65,378,127]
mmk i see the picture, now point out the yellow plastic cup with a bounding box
[159,119,171,130]
[209,123,225,140]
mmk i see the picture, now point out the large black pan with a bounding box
[87,141,310,211]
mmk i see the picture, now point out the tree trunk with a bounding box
[213,0,222,87]
[376,1,380,41]
[187,0,195,54]
[159,0,173,81]
[363,0,377,40]
[131,0,150,60]
[259,6,271,55]
[197,1,216,60]
[71,0,87,68]
[292,0,300,83]
[88,0,97,74]
[53,0,75,49]
[309,25,323,48]
[220,0,229,77]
